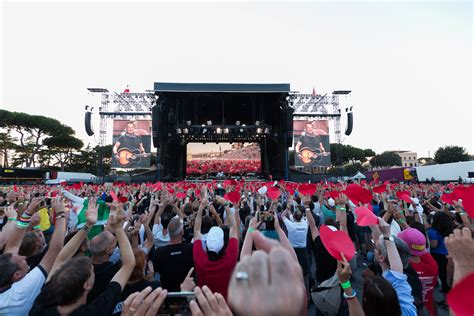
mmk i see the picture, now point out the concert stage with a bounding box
[152,83,293,181]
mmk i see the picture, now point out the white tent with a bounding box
[351,171,366,180]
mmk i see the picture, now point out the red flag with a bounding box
[312,87,316,97]
[123,85,130,93]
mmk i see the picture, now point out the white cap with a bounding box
[206,226,224,253]
[328,198,335,207]
[327,225,338,232]
[411,197,420,205]
[217,184,223,189]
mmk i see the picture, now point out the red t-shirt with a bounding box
[193,237,239,300]
[410,253,438,316]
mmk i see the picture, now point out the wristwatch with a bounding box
[383,236,394,242]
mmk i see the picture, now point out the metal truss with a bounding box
[289,91,351,144]
[87,88,156,147]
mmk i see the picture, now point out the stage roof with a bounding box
[154,82,290,93]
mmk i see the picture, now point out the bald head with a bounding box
[90,231,116,257]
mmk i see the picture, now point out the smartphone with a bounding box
[159,292,196,315]
[257,211,274,222]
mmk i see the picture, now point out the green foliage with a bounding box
[330,143,375,166]
[0,109,81,167]
[370,151,402,167]
[434,146,470,164]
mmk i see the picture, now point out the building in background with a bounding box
[396,151,418,167]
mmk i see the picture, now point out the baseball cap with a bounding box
[206,226,224,253]
[411,197,420,205]
[397,228,427,256]
[328,198,335,207]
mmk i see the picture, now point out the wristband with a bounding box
[81,225,91,232]
[16,221,30,228]
[21,212,32,219]
[336,206,346,211]
[56,214,66,220]
[8,218,17,221]
[34,225,41,230]
[396,218,406,223]
[459,212,466,215]
[247,227,255,233]
[343,289,357,299]
[341,281,351,289]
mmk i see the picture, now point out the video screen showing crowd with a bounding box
[112,120,151,169]
[294,119,331,167]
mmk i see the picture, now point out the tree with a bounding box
[42,135,84,171]
[434,146,470,164]
[0,110,79,167]
[330,144,375,166]
[0,131,19,167]
[68,145,113,175]
[363,149,376,157]
[370,151,402,167]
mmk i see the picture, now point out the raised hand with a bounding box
[378,217,391,237]
[25,196,46,215]
[336,253,352,284]
[86,197,98,227]
[180,267,196,292]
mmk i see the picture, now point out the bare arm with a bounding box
[4,197,45,254]
[193,201,206,240]
[225,205,238,239]
[305,208,319,240]
[110,207,136,290]
[48,198,98,280]
[39,198,68,274]
[209,205,224,227]
[172,202,185,220]
[274,214,298,262]
[379,218,403,273]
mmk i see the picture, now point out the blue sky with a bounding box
[1,1,472,157]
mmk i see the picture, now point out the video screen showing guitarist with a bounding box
[112,121,150,168]
[295,121,330,166]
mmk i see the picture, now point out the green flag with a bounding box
[76,199,110,239]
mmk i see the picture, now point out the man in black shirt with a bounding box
[112,121,147,168]
[295,122,327,165]
[153,218,194,291]
[88,231,121,302]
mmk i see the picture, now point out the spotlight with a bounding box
[186,121,192,126]
[223,128,229,134]
[350,106,353,111]
[242,124,246,127]
[202,128,207,134]
[201,124,205,127]
[236,121,241,126]
[239,128,244,133]
[176,128,182,134]
[207,120,212,126]
[85,105,89,110]
[255,121,260,126]
[264,128,270,134]
[183,128,189,134]
[90,107,94,111]
[256,127,263,134]
[216,127,222,134]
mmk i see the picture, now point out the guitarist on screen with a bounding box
[295,121,328,165]
[113,121,147,167]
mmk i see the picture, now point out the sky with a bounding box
[1,0,472,159]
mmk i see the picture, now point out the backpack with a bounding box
[311,274,342,316]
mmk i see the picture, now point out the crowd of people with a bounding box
[186,160,261,175]
[0,180,473,316]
